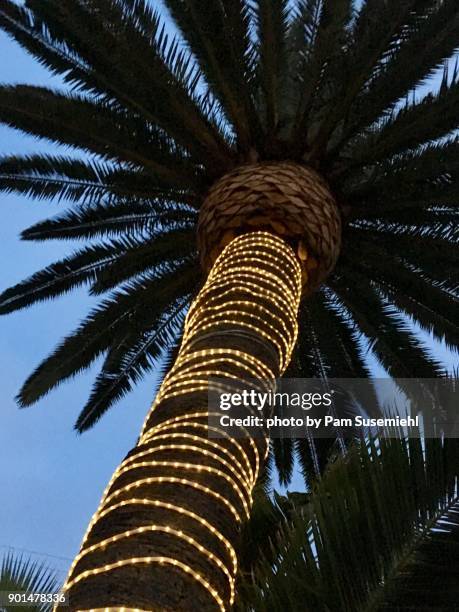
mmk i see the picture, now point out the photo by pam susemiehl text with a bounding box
[207,378,458,439]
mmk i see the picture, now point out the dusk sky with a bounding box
[0,11,457,583]
[0,27,164,579]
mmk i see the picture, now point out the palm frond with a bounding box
[17,265,197,407]
[377,498,459,610]
[0,86,202,185]
[164,0,260,151]
[88,229,196,295]
[295,436,342,486]
[238,485,310,583]
[342,138,459,206]
[302,289,374,378]
[0,154,197,205]
[351,66,459,165]
[364,209,459,235]
[281,0,323,131]
[0,552,60,612]
[21,201,197,242]
[0,228,196,314]
[346,224,459,294]
[75,296,189,431]
[343,0,459,145]
[343,237,459,352]
[283,288,381,487]
[271,436,295,486]
[330,270,445,378]
[24,0,233,168]
[292,0,354,155]
[292,0,323,49]
[256,0,289,140]
[237,434,459,611]
[0,0,97,91]
[0,241,127,314]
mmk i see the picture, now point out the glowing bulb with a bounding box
[59,232,303,612]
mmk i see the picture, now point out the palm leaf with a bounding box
[0,86,201,185]
[163,0,260,151]
[343,0,459,145]
[256,0,289,139]
[292,0,354,155]
[377,500,459,610]
[352,67,459,165]
[75,296,189,431]
[24,0,232,168]
[331,271,445,378]
[237,434,459,611]
[282,289,382,486]
[0,0,98,92]
[0,552,60,612]
[21,201,197,242]
[17,264,198,408]
[0,154,197,204]
[343,239,459,351]
[0,241,129,314]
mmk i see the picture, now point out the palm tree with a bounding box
[0,0,457,609]
[0,551,60,612]
[237,435,459,611]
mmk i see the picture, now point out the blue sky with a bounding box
[0,28,163,577]
[0,10,457,581]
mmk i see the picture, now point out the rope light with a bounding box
[140,418,259,481]
[79,498,238,572]
[100,476,243,523]
[141,415,263,478]
[65,525,234,602]
[120,444,252,490]
[60,232,303,612]
[65,556,226,612]
[112,460,252,518]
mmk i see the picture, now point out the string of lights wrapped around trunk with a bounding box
[59,232,302,611]
[58,161,341,610]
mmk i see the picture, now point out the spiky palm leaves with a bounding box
[237,435,459,611]
[0,552,60,611]
[0,1,458,484]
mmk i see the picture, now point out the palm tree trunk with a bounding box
[60,231,302,611]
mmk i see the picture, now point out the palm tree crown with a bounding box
[0,0,457,482]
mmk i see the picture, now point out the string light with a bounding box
[140,418,259,481]
[141,416,262,478]
[112,460,252,518]
[78,498,238,572]
[64,525,234,602]
[100,476,243,523]
[120,443,252,488]
[60,232,303,612]
[65,556,226,612]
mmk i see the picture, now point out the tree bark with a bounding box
[60,231,302,611]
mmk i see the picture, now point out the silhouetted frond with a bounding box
[0,552,60,612]
[21,200,197,241]
[17,262,199,409]
[75,296,189,431]
[237,434,459,611]
[0,0,457,446]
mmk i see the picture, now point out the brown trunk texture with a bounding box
[60,162,341,611]
[197,162,341,292]
[60,232,302,611]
